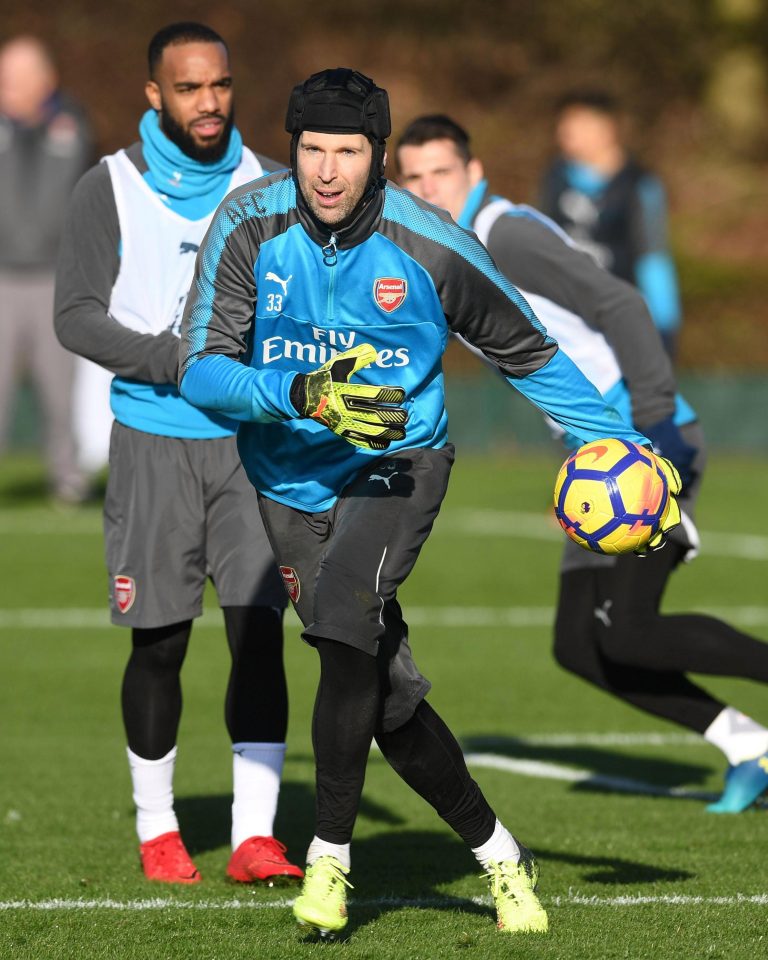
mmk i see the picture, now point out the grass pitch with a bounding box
[1,450,767,959]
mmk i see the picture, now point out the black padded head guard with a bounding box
[285,68,390,185]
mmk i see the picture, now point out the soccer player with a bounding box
[54,23,302,885]
[178,68,678,936]
[396,114,768,814]
[538,90,683,359]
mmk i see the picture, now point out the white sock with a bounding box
[471,819,520,870]
[306,836,351,871]
[231,742,286,850]
[126,745,179,844]
[704,707,768,765]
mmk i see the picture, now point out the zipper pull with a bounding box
[322,233,338,266]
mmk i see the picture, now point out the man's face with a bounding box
[397,139,482,221]
[0,38,57,123]
[296,131,374,227]
[145,41,233,162]
[555,107,618,165]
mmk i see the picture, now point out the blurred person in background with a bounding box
[0,35,91,503]
[55,22,302,886]
[538,90,683,359]
[397,114,768,815]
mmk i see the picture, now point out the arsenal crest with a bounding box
[114,575,136,614]
[279,565,301,604]
[373,277,407,313]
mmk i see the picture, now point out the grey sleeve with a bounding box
[54,163,180,383]
[254,151,287,174]
[486,215,675,427]
[180,186,271,377]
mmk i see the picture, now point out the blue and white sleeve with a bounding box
[512,349,650,447]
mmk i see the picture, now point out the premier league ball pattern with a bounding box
[553,438,671,554]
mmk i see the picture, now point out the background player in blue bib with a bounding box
[55,22,301,887]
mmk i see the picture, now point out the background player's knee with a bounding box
[553,614,607,684]
[553,569,603,682]
[596,610,656,666]
[223,605,287,743]
[128,621,192,676]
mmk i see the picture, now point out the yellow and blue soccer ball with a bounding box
[553,438,672,554]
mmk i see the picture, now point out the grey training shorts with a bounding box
[104,422,285,628]
[258,444,456,732]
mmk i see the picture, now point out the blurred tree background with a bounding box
[3,0,767,372]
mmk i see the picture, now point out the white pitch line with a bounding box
[1,605,768,630]
[467,732,703,747]
[464,753,717,801]
[0,511,102,536]
[440,508,768,561]
[552,892,768,907]
[2,892,767,912]
[2,505,766,560]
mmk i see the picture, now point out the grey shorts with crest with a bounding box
[104,422,285,628]
[258,444,455,732]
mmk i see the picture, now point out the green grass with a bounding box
[1,451,767,959]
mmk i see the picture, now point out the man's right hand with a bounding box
[289,344,407,450]
[644,416,698,493]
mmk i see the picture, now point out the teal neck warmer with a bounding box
[139,109,243,218]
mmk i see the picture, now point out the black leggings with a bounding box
[312,638,495,846]
[554,544,768,733]
[121,606,287,760]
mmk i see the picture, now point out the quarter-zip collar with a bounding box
[295,175,385,252]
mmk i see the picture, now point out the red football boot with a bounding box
[226,836,304,884]
[140,831,201,884]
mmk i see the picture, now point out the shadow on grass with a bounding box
[176,790,691,938]
[535,846,693,884]
[335,831,692,938]
[175,781,407,858]
[461,733,712,789]
[339,830,493,938]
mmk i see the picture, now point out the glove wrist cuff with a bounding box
[289,373,307,417]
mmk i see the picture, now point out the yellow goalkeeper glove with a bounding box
[290,344,407,450]
[641,450,682,553]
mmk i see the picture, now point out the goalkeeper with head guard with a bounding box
[178,68,673,937]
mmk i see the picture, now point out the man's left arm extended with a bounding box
[433,238,651,447]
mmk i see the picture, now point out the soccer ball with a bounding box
[553,438,672,554]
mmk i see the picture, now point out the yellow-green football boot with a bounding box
[486,846,549,933]
[293,855,352,937]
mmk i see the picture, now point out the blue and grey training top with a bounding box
[179,171,650,513]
